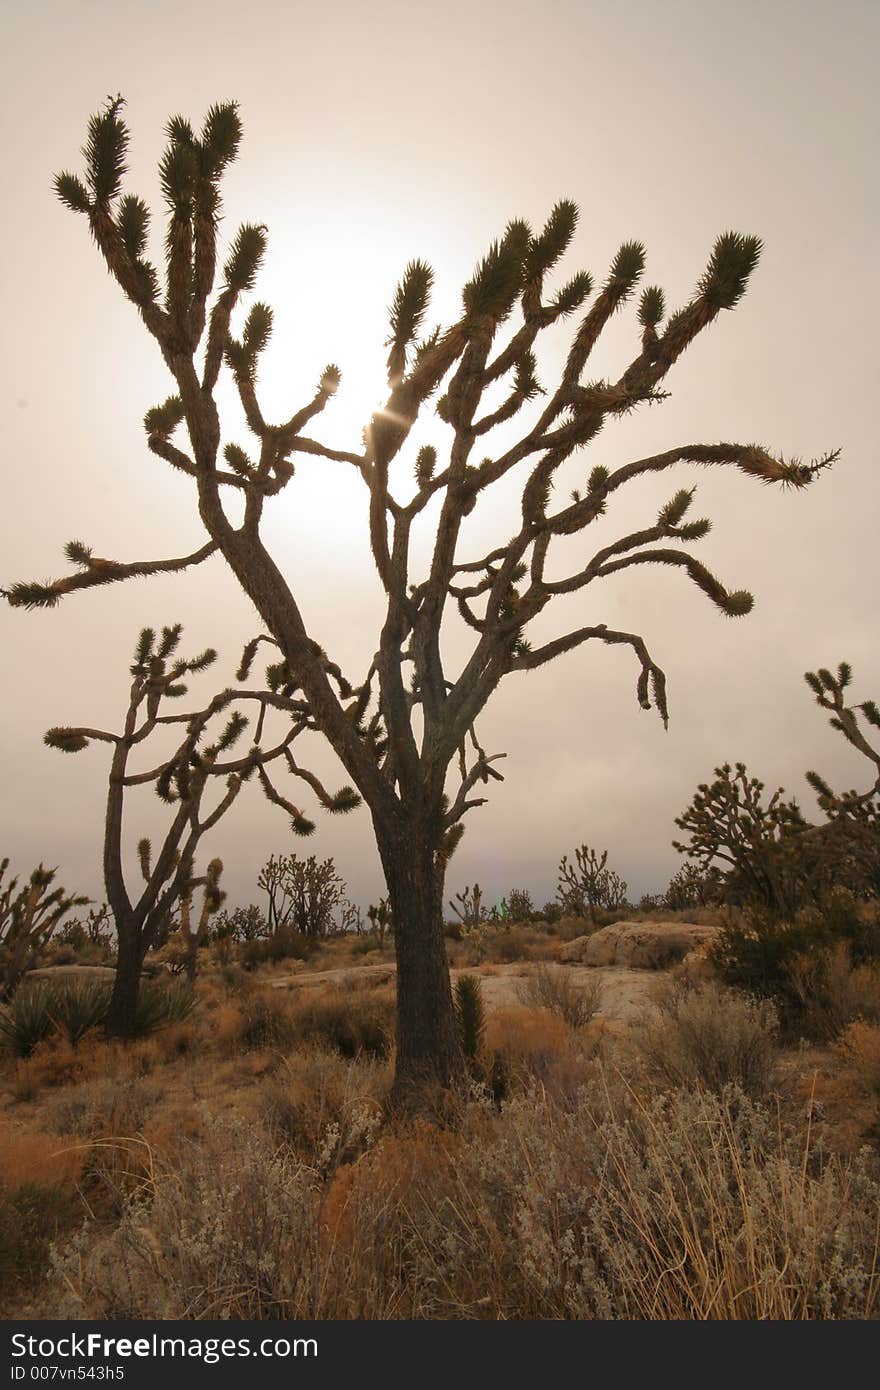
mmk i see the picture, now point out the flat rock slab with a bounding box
[563,920,717,969]
[25,965,118,982]
[271,962,396,992]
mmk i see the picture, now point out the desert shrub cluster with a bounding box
[42,1079,880,1321]
[635,980,779,1097]
[3,941,880,1320]
[711,893,880,1040]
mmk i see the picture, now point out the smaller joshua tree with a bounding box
[211,903,267,944]
[506,888,534,922]
[45,623,361,1034]
[803,662,880,896]
[675,667,880,915]
[664,862,725,911]
[176,856,225,981]
[0,860,88,998]
[673,763,808,915]
[557,844,628,922]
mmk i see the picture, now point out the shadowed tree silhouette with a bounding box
[0,861,88,999]
[5,96,838,1100]
[45,622,360,1033]
[673,664,880,912]
[803,662,880,897]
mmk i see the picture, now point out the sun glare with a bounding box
[218,181,472,536]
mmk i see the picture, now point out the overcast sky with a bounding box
[1,0,877,916]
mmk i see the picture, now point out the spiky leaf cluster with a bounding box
[144,395,185,438]
[551,270,593,317]
[223,222,267,293]
[524,200,578,282]
[44,728,90,753]
[83,95,128,203]
[387,260,433,381]
[698,232,762,311]
[463,220,530,321]
[638,285,666,328]
[454,974,485,1063]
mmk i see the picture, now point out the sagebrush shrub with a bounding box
[292,988,394,1060]
[241,926,310,970]
[635,980,779,1096]
[517,963,602,1029]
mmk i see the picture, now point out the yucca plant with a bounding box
[131,979,197,1035]
[0,978,111,1056]
[0,983,56,1056]
[454,974,486,1065]
[48,979,114,1044]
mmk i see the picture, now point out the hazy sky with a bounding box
[1,0,877,916]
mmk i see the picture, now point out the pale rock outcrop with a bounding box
[561,921,718,970]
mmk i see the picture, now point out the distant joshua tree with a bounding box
[5,97,837,1099]
[506,888,534,922]
[449,884,485,931]
[258,852,349,939]
[558,844,628,922]
[664,863,725,911]
[367,897,392,946]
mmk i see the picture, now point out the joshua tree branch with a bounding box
[4,541,218,611]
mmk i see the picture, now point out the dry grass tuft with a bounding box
[517,963,602,1028]
[0,1128,84,1298]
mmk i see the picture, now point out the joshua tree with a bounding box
[449,883,485,930]
[211,902,267,944]
[339,900,364,935]
[0,860,88,998]
[673,762,809,914]
[675,668,880,914]
[5,98,837,1097]
[506,888,534,922]
[367,897,392,946]
[257,852,348,939]
[557,844,628,922]
[44,624,357,1034]
[664,862,725,911]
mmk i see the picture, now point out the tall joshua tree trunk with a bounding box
[376,816,465,1101]
[104,922,146,1038]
